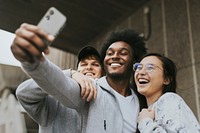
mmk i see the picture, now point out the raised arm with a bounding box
[11,23,85,109]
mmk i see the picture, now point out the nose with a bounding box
[137,67,147,75]
[111,52,120,60]
[86,64,92,70]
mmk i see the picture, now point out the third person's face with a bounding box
[77,57,102,79]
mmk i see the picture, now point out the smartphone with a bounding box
[37,7,67,45]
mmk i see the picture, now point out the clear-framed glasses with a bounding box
[133,63,162,73]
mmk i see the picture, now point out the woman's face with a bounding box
[134,56,169,98]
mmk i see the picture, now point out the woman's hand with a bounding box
[138,108,155,123]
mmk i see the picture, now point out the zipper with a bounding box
[103,91,107,131]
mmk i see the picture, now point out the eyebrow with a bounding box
[80,60,100,63]
[107,47,130,52]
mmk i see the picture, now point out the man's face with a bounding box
[104,41,133,80]
[77,56,102,79]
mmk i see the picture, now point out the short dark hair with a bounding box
[138,53,177,93]
[100,29,147,63]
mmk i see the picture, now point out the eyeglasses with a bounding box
[133,63,162,73]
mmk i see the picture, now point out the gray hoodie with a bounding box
[17,58,139,133]
[16,78,81,133]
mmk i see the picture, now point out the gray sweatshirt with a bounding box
[17,58,139,133]
[16,78,81,133]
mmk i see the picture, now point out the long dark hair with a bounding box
[133,53,177,133]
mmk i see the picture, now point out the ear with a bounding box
[163,77,170,85]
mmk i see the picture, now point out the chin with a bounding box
[137,88,146,94]
[108,73,125,80]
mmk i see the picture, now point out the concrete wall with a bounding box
[94,0,200,120]
[46,47,77,70]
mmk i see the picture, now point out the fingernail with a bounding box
[48,35,55,41]
[44,49,49,54]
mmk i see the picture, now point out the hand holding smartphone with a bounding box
[37,7,67,45]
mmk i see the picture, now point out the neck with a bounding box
[107,77,131,96]
[146,92,162,106]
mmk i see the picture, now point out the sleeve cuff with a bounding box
[21,60,40,72]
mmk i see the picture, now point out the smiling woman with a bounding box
[134,53,200,133]
[0,29,20,67]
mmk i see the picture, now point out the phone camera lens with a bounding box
[49,10,54,15]
[46,15,50,20]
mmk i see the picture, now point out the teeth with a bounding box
[138,79,149,84]
[111,63,121,67]
[85,72,94,76]
[139,79,148,82]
